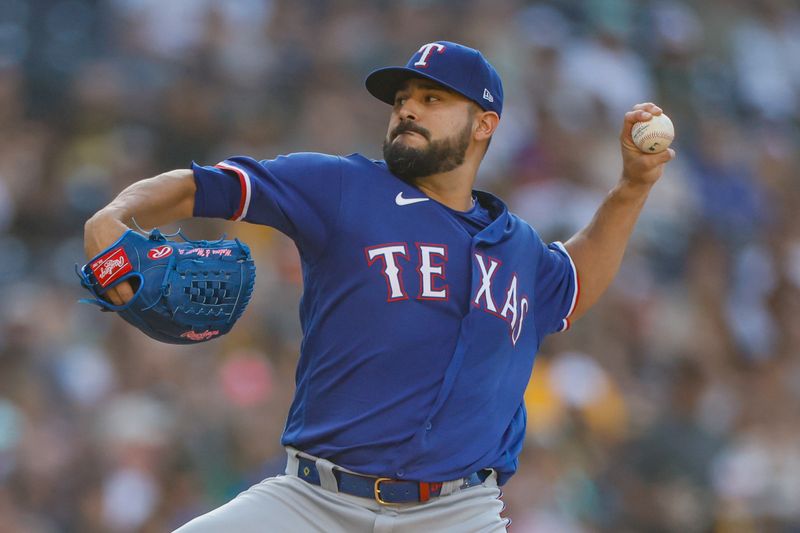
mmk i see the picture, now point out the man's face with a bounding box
[382,78,475,182]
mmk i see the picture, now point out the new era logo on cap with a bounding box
[365,40,504,116]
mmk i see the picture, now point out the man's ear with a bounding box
[474,110,499,142]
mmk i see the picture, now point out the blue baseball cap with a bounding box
[366,41,503,116]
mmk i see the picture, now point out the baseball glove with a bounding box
[77,228,256,344]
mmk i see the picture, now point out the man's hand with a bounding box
[81,169,197,306]
[79,229,256,345]
[84,212,135,306]
[620,103,676,187]
[563,103,676,323]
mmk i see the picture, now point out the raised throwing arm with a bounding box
[564,103,676,322]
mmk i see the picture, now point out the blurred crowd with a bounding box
[1,0,799,531]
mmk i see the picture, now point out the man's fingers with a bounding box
[105,281,135,306]
[623,103,664,130]
[621,111,649,142]
[105,287,124,306]
[651,148,676,165]
[640,148,677,168]
[624,110,653,125]
[632,102,662,114]
[116,281,135,303]
[621,105,669,144]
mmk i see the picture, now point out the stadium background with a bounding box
[1,0,799,531]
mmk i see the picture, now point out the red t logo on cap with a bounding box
[414,43,446,68]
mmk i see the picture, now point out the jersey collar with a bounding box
[472,190,513,245]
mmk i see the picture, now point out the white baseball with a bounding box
[631,113,674,153]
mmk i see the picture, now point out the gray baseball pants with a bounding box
[174,448,509,533]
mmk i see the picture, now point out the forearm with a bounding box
[82,169,197,305]
[564,179,653,320]
[88,169,197,228]
[559,102,675,323]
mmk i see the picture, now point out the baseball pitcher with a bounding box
[83,41,674,532]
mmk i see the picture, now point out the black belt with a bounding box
[295,456,489,504]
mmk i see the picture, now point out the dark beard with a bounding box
[382,119,472,182]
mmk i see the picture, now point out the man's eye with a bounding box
[425,95,440,103]
[395,97,407,106]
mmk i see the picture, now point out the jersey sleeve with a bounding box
[534,240,580,337]
[192,152,343,260]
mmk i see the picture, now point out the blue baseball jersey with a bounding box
[192,152,579,485]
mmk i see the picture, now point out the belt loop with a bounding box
[315,457,339,493]
[419,482,430,503]
[482,469,498,488]
[285,447,300,476]
[439,479,462,497]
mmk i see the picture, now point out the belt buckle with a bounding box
[373,477,397,505]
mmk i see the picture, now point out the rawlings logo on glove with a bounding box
[77,229,256,344]
[91,248,132,287]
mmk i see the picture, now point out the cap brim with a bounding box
[365,67,467,107]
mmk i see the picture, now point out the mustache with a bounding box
[391,121,431,141]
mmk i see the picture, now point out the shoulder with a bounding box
[253,152,390,177]
[257,152,342,171]
[339,153,389,172]
[507,213,546,255]
[507,211,538,237]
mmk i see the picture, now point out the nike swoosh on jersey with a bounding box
[395,192,430,206]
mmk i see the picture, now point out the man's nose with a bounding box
[397,99,419,121]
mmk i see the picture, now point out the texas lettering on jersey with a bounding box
[192,152,578,485]
[365,243,529,345]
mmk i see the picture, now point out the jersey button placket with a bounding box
[425,421,432,431]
